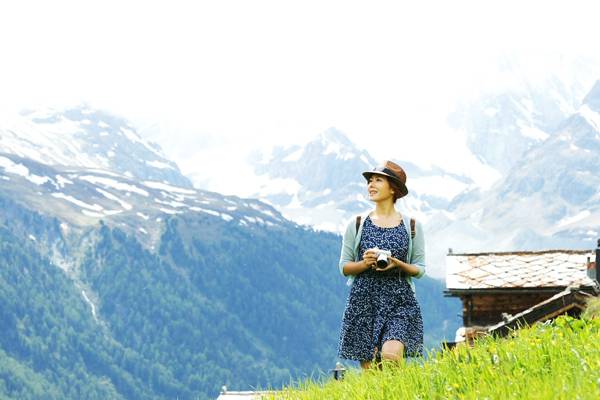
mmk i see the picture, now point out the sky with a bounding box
[1,0,599,194]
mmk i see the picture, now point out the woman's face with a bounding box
[367,174,394,202]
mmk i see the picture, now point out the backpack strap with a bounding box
[355,216,361,234]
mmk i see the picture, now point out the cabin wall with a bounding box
[461,293,554,327]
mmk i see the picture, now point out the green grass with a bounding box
[274,309,600,399]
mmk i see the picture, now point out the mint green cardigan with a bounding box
[338,211,426,293]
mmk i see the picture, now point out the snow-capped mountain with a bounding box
[248,127,475,232]
[0,107,461,398]
[448,58,599,175]
[427,80,600,275]
[243,75,600,279]
[0,107,292,254]
[0,106,192,188]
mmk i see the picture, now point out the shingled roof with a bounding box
[446,250,596,291]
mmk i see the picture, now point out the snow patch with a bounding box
[0,156,31,178]
[28,234,37,241]
[26,174,50,185]
[154,198,186,208]
[55,175,73,187]
[323,142,342,156]
[98,121,110,128]
[146,160,174,170]
[120,127,141,142]
[81,169,122,178]
[103,209,123,216]
[137,212,150,220]
[52,192,104,211]
[221,213,233,222]
[579,104,600,132]
[0,153,49,185]
[79,175,149,196]
[521,126,549,141]
[557,210,591,228]
[139,227,148,234]
[81,290,98,321]
[96,188,133,210]
[189,206,220,217]
[243,215,268,225]
[159,208,181,215]
[249,203,278,219]
[143,180,196,194]
[81,209,105,218]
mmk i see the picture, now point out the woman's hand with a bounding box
[374,256,401,272]
[362,248,379,269]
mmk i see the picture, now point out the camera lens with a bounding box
[376,253,388,268]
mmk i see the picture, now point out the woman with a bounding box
[337,160,425,369]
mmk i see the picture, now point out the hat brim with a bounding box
[362,171,408,198]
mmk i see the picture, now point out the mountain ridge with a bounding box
[0,106,462,399]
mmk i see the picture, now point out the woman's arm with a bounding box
[338,218,379,276]
[338,219,357,276]
[410,220,426,278]
[379,258,421,276]
[342,260,370,276]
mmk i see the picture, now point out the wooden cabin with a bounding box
[445,246,599,343]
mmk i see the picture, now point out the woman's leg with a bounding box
[380,340,404,362]
[359,346,380,369]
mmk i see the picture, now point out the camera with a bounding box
[375,249,392,269]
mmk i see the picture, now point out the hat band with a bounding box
[372,166,400,180]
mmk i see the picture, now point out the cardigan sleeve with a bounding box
[410,219,426,278]
[338,218,357,276]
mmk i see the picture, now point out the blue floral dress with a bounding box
[338,216,424,360]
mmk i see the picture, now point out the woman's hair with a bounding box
[387,177,403,204]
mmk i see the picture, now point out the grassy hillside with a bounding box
[277,308,600,399]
